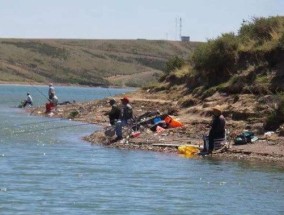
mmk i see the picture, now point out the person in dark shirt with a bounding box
[112,96,133,142]
[208,106,226,153]
[108,98,121,126]
[120,97,133,122]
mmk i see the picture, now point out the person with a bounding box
[113,96,133,141]
[48,83,55,100]
[58,100,75,105]
[51,94,58,106]
[23,93,33,107]
[120,96,133,123]
[45,95,58,113]
[204,106,226,154]
[107,98,121,126]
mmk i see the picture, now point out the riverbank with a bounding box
[29,90,284,165]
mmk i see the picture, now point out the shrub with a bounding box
[164,56,185,74]
[239,17,281,43]
[201,87,217,99]
[221,75,246,94]
[69,110,79,119]
[279,32,284,49]
[180,98,196,108]
[264,93,284,130]
[192,33,239,85]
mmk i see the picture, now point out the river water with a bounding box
[0,85,283,215]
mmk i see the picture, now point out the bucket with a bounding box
[104,127,115,137]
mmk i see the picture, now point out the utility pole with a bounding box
[175,17,178,40]
[179,17,182,41]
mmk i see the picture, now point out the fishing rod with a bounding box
[27,81,50,101]
[103,84,112,97]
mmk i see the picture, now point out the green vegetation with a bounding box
[69,110,80,119]
[239,17,282,45]
[264,93,284,130]
[192,33,239,85]
[154,16,284,95]
[148,16,284,131]
[164,56,185,74]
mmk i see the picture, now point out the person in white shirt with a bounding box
[23,93,33,107]
[48,83,55,99]
[51,95,58,106]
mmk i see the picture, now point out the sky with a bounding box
[0,0,283,42]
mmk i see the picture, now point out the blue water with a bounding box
[0,85,283,215]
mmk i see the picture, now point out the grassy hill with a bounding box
[147,16,284,131]
[0,39,199,87]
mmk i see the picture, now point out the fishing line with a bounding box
[27,81,49,101]
[11,122,96,135]
[11,118,64,127]
[106,87,112,97]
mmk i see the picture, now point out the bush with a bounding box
[164,56,185,74]
[69,110,79,119]
[201,87,217,99]
[220,75,246,94]
[239,17,281,43]
[264,93,284,130]
[279,32,284,49]
[192,33,239,85]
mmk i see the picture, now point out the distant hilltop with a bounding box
[0,39,200,87]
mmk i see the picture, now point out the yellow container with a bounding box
[178,145,200,158]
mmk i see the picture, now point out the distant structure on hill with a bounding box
[176,17,190,42]
[181,36,190,42]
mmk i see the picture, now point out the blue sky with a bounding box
[0,0,283,41]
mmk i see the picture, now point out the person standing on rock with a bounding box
[107,98,121,126]
[113,96,133,142]
[48,83,55,100]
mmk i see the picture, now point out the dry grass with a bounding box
[0,39,198,87]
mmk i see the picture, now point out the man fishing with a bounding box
[23,93,33,107]
[107,98,121,126]
[48,83,55,100]
[202,106,226,154]
[112,97,133,142]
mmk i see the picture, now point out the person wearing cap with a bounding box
[23,93,33,107]
[48,83,55,100]
[107,98,121,126]
[120,97,133,122]
[207,106,226,153]
[112,96,133,141]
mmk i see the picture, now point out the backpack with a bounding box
[234,131,255,145]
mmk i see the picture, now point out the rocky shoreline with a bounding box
[30,90,284,167]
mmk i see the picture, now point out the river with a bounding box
[0,85,283,215]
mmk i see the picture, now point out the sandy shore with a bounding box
[29,90,284,166]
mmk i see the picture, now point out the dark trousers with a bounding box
[208,130,225,151]
[23,101,32,107]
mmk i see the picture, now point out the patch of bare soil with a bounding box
[30,90,284,165]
